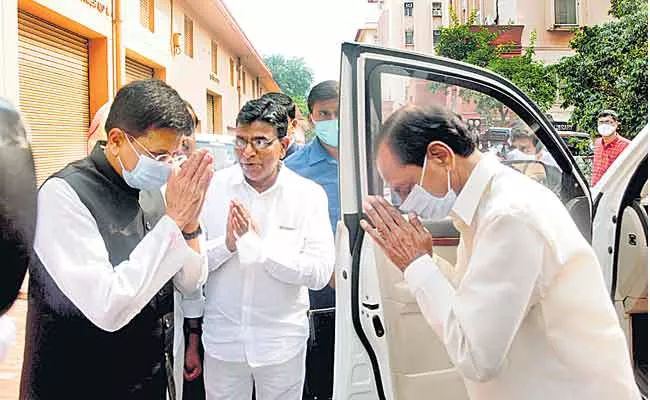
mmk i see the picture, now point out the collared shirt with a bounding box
[285,138,339,233]
[189,165,334,368]
[403,156,638,400]
[34,178,207,332]
[284,141,304,159]
[285,138,339,309]
[592,134,630,186]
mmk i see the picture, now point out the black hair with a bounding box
[260,92,296,120]
[0,98,36,314]
[105,79,193,138]
[598,109,619,122]
[183,100,199,135]
[236,98,288,138]
[379,104,476,166]
[307,80,339,113]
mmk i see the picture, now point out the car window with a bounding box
[561,133,594,182]
[372,71,565,203]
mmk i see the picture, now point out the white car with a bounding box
[194,133,236,171]
[333,43,647,399]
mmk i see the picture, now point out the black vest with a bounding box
[20,143,173,400]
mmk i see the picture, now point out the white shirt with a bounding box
[404,156,638,400]
[34,178,207,332]
[187,165,334,368]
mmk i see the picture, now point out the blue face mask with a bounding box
[315,119,339,148]
[118,138,172,191]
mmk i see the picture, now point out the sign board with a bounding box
[553,121,577,131]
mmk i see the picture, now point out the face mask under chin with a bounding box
[399,155,457,221]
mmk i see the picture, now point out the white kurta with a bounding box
[404,156,639,399]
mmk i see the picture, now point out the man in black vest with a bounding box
[20,79,213,400]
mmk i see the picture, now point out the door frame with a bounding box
[338,42,591,398]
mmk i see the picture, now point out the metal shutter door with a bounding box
[18,11,89,184]
[125,57,154,84]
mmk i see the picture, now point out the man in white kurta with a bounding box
[363,104,639,400]
[184,98,335,400]
[187,164,334,400]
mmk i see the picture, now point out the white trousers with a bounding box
[203,347,306,400]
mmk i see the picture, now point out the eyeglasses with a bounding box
[126,133,187,165]
[234,136,279,151]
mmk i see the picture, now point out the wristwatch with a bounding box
[182,225,202,240]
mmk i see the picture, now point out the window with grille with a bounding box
[433,29,442,46]
[432,2,443,17]
[404,2,414,16]
[211,41,218,75]
[405,30,414,45]
[139,0,154,32]
[184,15,194,57]
[555,0,577,25]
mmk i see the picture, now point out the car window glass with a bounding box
[373,71,564,205]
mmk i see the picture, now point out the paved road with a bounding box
[0,293,26,400]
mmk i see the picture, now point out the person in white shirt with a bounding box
[360,104,639,400]
[184,98,335,400]
[21,79,213,400]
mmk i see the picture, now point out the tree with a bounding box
[556,0,647,138]
[433,10,558,124]
[263,54,314,115]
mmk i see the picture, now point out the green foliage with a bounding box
[556,0,647,138]
[433,11,558,118]
[263,55,314,98]
[435,10,499,67]
[291,95,309,116]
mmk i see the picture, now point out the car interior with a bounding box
[613,158,648,398]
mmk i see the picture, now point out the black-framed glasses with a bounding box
[234,136,279,151]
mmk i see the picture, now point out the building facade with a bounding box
[0,0,279,183]
[374,0,612,63]
[369,0,612,121]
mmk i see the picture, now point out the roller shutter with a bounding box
[18,11,89,183]
[125,57,154,84]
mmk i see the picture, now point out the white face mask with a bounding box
[598,124,616,137]
[507,148,536,161]
[399,156,457,220]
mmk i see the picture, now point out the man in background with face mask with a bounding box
[592,109,629,186]
[361,104,638,400]
[21,79,213,400]
[284,80,339,400]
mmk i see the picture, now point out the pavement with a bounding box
[0,281,27,400]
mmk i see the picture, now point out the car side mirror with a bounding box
[502,160,549,184]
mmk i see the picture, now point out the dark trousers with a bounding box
[303,308,335,400]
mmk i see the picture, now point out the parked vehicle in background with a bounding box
[559,131,594,182]
[194,133,236,171]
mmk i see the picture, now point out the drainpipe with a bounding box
[112,0,124,92]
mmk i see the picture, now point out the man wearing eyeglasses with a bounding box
[183,98,335,400]
[21,79,213,400]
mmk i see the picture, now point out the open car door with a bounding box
[592,127,648,398]
[334,42,593,400]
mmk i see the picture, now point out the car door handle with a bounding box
[362,302,379,310]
